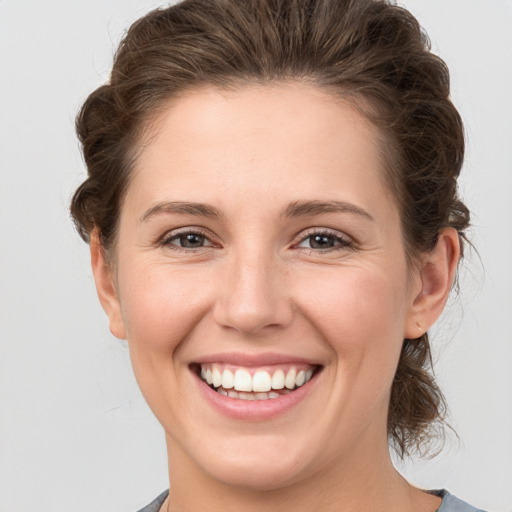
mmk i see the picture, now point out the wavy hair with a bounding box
[71,0,469,457]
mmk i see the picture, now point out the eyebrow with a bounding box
[140,201,223,222]
[140,199,374,223]
[282,200,374,221]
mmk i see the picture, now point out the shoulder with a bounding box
[135,490,169,512]
[435,490,488,512]
[136,489,487,512]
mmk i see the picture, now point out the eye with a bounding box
[296,230,353,251]
[160,229,214,250]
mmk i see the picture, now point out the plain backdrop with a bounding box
[0,1,511,511]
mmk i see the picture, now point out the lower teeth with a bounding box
[215,387,292,400]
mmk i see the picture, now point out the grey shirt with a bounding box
[136,489,488,512]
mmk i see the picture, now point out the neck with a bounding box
[163,433,439,512]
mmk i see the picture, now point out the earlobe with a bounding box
[404,228,460,339]
[90,229,127,340]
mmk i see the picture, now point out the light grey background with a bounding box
[0,1,510,511]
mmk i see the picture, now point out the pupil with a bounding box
[311,235,334,248]
[180,233,203,248]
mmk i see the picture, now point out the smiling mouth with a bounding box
[192,363,320,401]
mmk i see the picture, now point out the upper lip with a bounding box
[192,352,323,367]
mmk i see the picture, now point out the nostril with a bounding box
[211,269,294,334]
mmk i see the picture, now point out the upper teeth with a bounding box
[200,364,314,392]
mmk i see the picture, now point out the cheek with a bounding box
[295,264,408,376]
[117,263,212,354]
[303,265,406,330]
[287,264,411,446]
[115,262,216,419]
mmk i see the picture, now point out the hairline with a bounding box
[103,78,415,271]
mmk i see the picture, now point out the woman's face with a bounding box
[101,83,424,489]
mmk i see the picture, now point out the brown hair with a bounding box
[70,0,470,457]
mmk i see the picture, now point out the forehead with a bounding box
[127,82,396,219]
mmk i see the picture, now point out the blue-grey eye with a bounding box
[163,231,212,249]
[176,233,206,248]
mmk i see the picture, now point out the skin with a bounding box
[91,82,459,512]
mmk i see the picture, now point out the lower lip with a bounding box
[193,370,319,421]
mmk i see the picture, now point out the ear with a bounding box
[90,229,127,340]
[404,228,460,339]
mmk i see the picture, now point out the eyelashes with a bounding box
[158,227,355,253]
[295,228,353,251]
[158,227,215,251]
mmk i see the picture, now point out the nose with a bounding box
[212,250,294,335]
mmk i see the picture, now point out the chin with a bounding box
[190,433,315,491]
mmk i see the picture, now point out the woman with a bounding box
[70,0,485,510]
